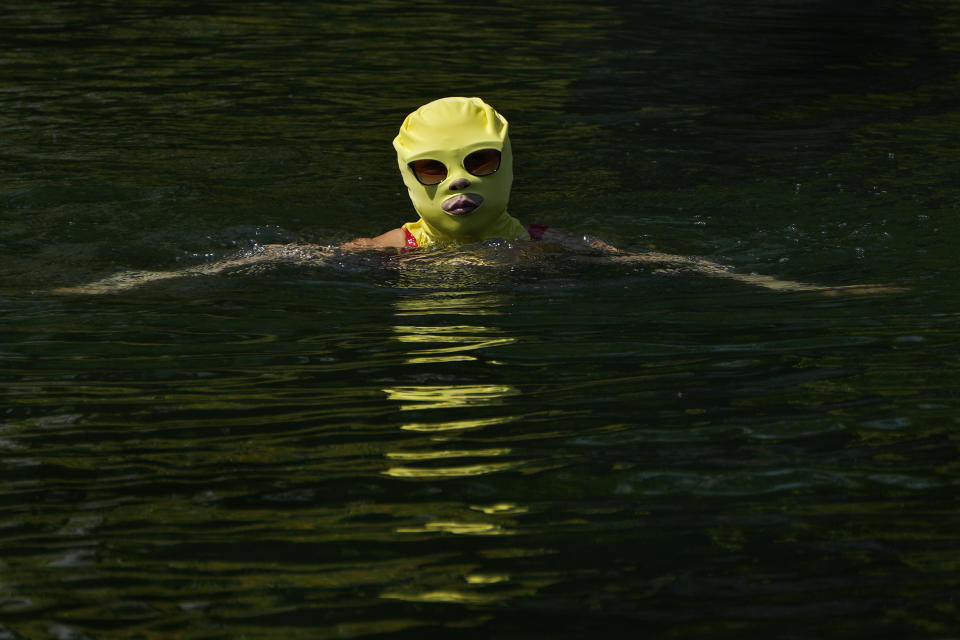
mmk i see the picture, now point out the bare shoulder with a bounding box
[341,228,408,249]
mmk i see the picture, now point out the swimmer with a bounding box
[342,96,551,250]
[51,97,898,295]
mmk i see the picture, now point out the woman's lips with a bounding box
[441,194,483,216]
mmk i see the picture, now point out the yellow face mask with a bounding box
[393,97,520,244]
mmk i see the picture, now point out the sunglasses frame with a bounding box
[408,148,502,186]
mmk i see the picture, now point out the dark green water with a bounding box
[3,1,960,638]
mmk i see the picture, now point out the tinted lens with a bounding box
[464,149,501,176]
[409,159,447,185]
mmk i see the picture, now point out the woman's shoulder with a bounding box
[340,227,409,249]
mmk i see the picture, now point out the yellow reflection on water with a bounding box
[397,415,516,433]
[395,521,508,535]
[383,289,524,477]
[387,448,511,460]
[392,324,516,363]
[405,354,476,364]
[469,502,530,515]
[383,384,518,410]
[391,293,510,366]
[466,574,510,584]
[380,589,502,604]
[383,461,521,478]
[393,325,504,341]
[392,290,507,317]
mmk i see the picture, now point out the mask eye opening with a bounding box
[409,159,447,186]
[463,149,501,177]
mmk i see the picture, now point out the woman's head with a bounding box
[393,97,513,240]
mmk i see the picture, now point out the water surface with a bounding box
[3,1,960,638]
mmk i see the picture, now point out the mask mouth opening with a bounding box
[441,194,483,216]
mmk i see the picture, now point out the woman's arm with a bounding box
[537,228,901,294]
[49,229,415,295]
[49,243,335,295]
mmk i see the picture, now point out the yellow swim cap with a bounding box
[394,97,526,245]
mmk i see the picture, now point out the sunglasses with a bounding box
[408,148,501,186]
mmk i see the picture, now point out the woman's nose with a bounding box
[448,177,471,191]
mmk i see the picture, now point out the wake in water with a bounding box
[49,240,901,296]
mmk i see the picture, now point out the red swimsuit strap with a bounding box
[403,226,419,248]
[527,224,549,240]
